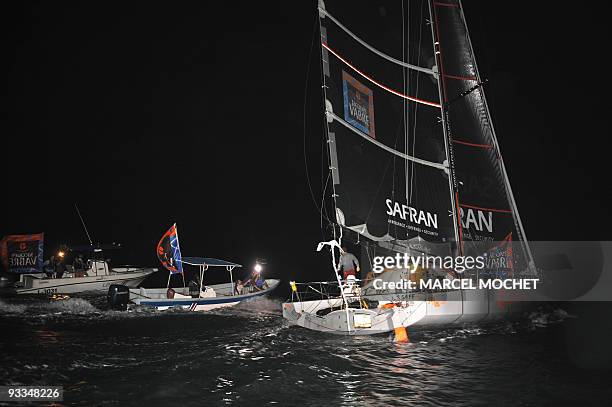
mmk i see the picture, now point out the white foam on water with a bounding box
[233,297,282,314]
[528,307,573,328]
[44,298,99,314]
[0,299,28,314]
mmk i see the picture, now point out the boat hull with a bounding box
[11,269,155,295]
[283,302,398,335]
[283,288,527,335]
[130,279,280,312]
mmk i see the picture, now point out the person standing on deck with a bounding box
[338,247,360,280]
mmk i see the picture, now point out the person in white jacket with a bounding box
[338,247,360,280]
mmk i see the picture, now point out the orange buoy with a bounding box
[394,326,409,343]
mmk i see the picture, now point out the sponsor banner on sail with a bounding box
[342,71,375,138]
[385,199,440,239]
[458,205,515,243]
[157,224,183,274]
[482,234,514,277]
[0,233,44,273]
[330,123,454,244]
[320,12,446,164]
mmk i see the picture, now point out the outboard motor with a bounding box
[107,284,130,310]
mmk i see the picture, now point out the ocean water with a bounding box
[1,296,611,407]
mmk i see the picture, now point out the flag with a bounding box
[157,224,183,274]
[0,233,44,273]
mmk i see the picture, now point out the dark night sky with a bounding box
[2,1,611,284]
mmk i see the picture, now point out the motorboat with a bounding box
[107,224,278,311]
[126,257,279,311]
[8,244,156,295]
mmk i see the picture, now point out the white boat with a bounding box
[109,224,279,311]
[283,0,537,339]
[11,258,156,295]
[283,276,521,336]
[128,257,279,311]
[2,209,158,295]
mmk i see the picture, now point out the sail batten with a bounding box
[322,43,441,108]
[319,7,435,75]
[327,111,448,170]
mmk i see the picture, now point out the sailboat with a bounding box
[283,0,536,338]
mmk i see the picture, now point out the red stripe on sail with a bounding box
[460,203,513,214]
[321,42,441,108]
[453,139,494,149]
[443,73,477,81]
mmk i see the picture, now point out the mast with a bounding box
[427,0,461,254]
[456,0,536,271]
[318,2,351,332]
[318,2,339,241]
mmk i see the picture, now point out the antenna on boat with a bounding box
[75,203,94,247]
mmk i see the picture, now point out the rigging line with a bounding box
[459,203,513,213]
[74,204,93,246]
[402,0,408,212]
[319,6,434,75]
[327,111,448,170]
[410,0,425,205]
[303,16,331,224]
[364,95,409,227]
[364,142,396,225]
[320,132,331,228]
[320,171,331,229]
[388,91,407,237]
[321,42,441,108]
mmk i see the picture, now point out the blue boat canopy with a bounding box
[181,257,242,268]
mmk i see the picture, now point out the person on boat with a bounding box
[235,279,245,295]
[188,279,201,298]
[43,256,55,279]
[54,259,66,279]
[73,254,85,272]
[250,267,268,291]
[338,247,360,281]
[166,287,175,299]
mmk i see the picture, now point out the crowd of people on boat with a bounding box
[42,250,88,279]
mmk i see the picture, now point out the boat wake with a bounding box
[0,297,101,319]
[0,299,28,314]
[231,297,282,315]
[527,307,573,328]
